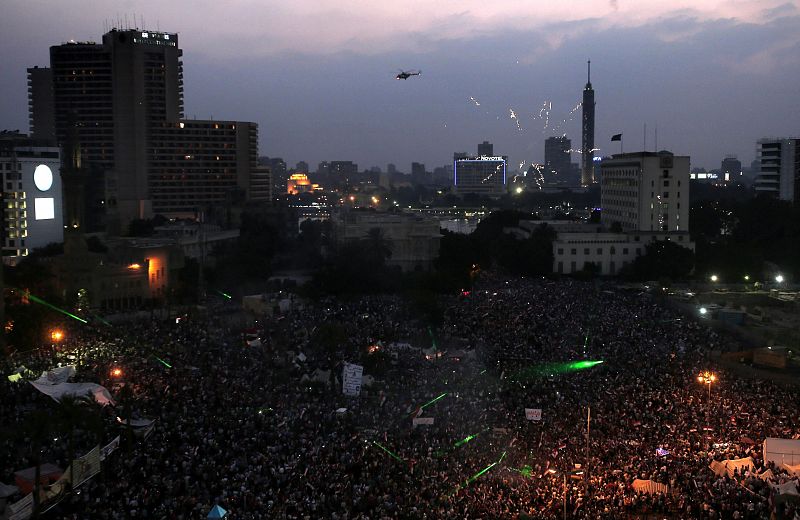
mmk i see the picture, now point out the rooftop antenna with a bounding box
[655,124,659,151]
[587,60,591,83]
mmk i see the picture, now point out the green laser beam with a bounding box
[91,312,113,327]
[510,360,604,382]
[153,355,172,369]
[216,290,232,300]
[454,431,481,448]
[372,441,404,463]
[467,461,498,483]
[420,392,447,410]
[27,293,88,323]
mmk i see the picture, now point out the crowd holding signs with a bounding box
[0,274,798,518]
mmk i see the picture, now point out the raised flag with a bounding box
[611,133,622,141]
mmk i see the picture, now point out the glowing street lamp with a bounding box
[546,469,568,520]
[697,371,716,401]
[775,274,784,284]
[710,275,718,282]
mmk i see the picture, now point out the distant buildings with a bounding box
[754,138,800,201]
[581,61,596,186]
[331,209,441,272]
[453,141,507,197]
[477,141,494,156]
[30,28,263,230]
[720,155,742,183]
[286,173,318,195]
[600,151,690,232]
[0,132,64,263]
[544,136,572,181]
[551,150,693,275]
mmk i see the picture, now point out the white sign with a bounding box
[412,417,434,427]
[525,408,542,421]
[342,363,363,396]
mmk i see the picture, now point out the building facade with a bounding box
[544,136,572,181]
[332,210,441,272]
[31,29,260,228]
[754,138,800,201]
[0,133,64,263]
[600,151,690,232]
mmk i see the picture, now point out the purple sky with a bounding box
[1,0,799,172]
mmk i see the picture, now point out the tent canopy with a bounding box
[208,504,228,518]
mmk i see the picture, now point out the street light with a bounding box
[710,275,718,282]
[697,371,716,401]
[775,274,784,283]
[546,469,568,520]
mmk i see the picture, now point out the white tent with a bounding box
[30,381,114,406]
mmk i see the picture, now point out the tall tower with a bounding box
[581,60,596,186]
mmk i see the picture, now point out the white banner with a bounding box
[525,408,542,421]
[34,365,76,385]
[100,436,120,461]
[342,363,363,396]
[30,381,114,406]
[412,417,434,427]
[8,493,33,520]
[71,446,101,488]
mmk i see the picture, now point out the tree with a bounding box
[19,409,53,517]
[54,394,96,486]
[627,240,694,281]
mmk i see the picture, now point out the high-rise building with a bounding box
[26,67,55,142]
[411,162,427,184]
[478,141,493,156]
[544,136,572,181]
[754,138,800,201]
[720,155,742,183]
[386,163,397,175]
[31,28,261,228]
[600,151,689,232]
[0,131,64,263]
[296,161,309,173]
[330,161,358,179]
[453,151,507,197]
[268,157,287,195]
[581,61,596,186]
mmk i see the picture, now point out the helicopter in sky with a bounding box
[395,69,421,80]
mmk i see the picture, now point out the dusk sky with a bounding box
[2,0,799,172]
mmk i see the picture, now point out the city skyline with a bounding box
[1,0,799,172]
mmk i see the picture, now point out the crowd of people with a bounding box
[1,274,799,519]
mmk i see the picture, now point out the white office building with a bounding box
[547,150,693,275]
[600,151,690,232]
[754,138,800,201]
[1,133,64,263]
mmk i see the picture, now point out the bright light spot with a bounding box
[744,275,750,281]
[50,330,64,342]
[710,275,718,282]
[127,263,141,270]
[111,367,123,378]
[775,274,784,283]
[699,307,708,315]
[515,186,523,194]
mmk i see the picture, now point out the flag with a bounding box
[611,133,622,141]
[656,448,670,457]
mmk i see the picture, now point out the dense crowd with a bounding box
[1,274,799,519]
